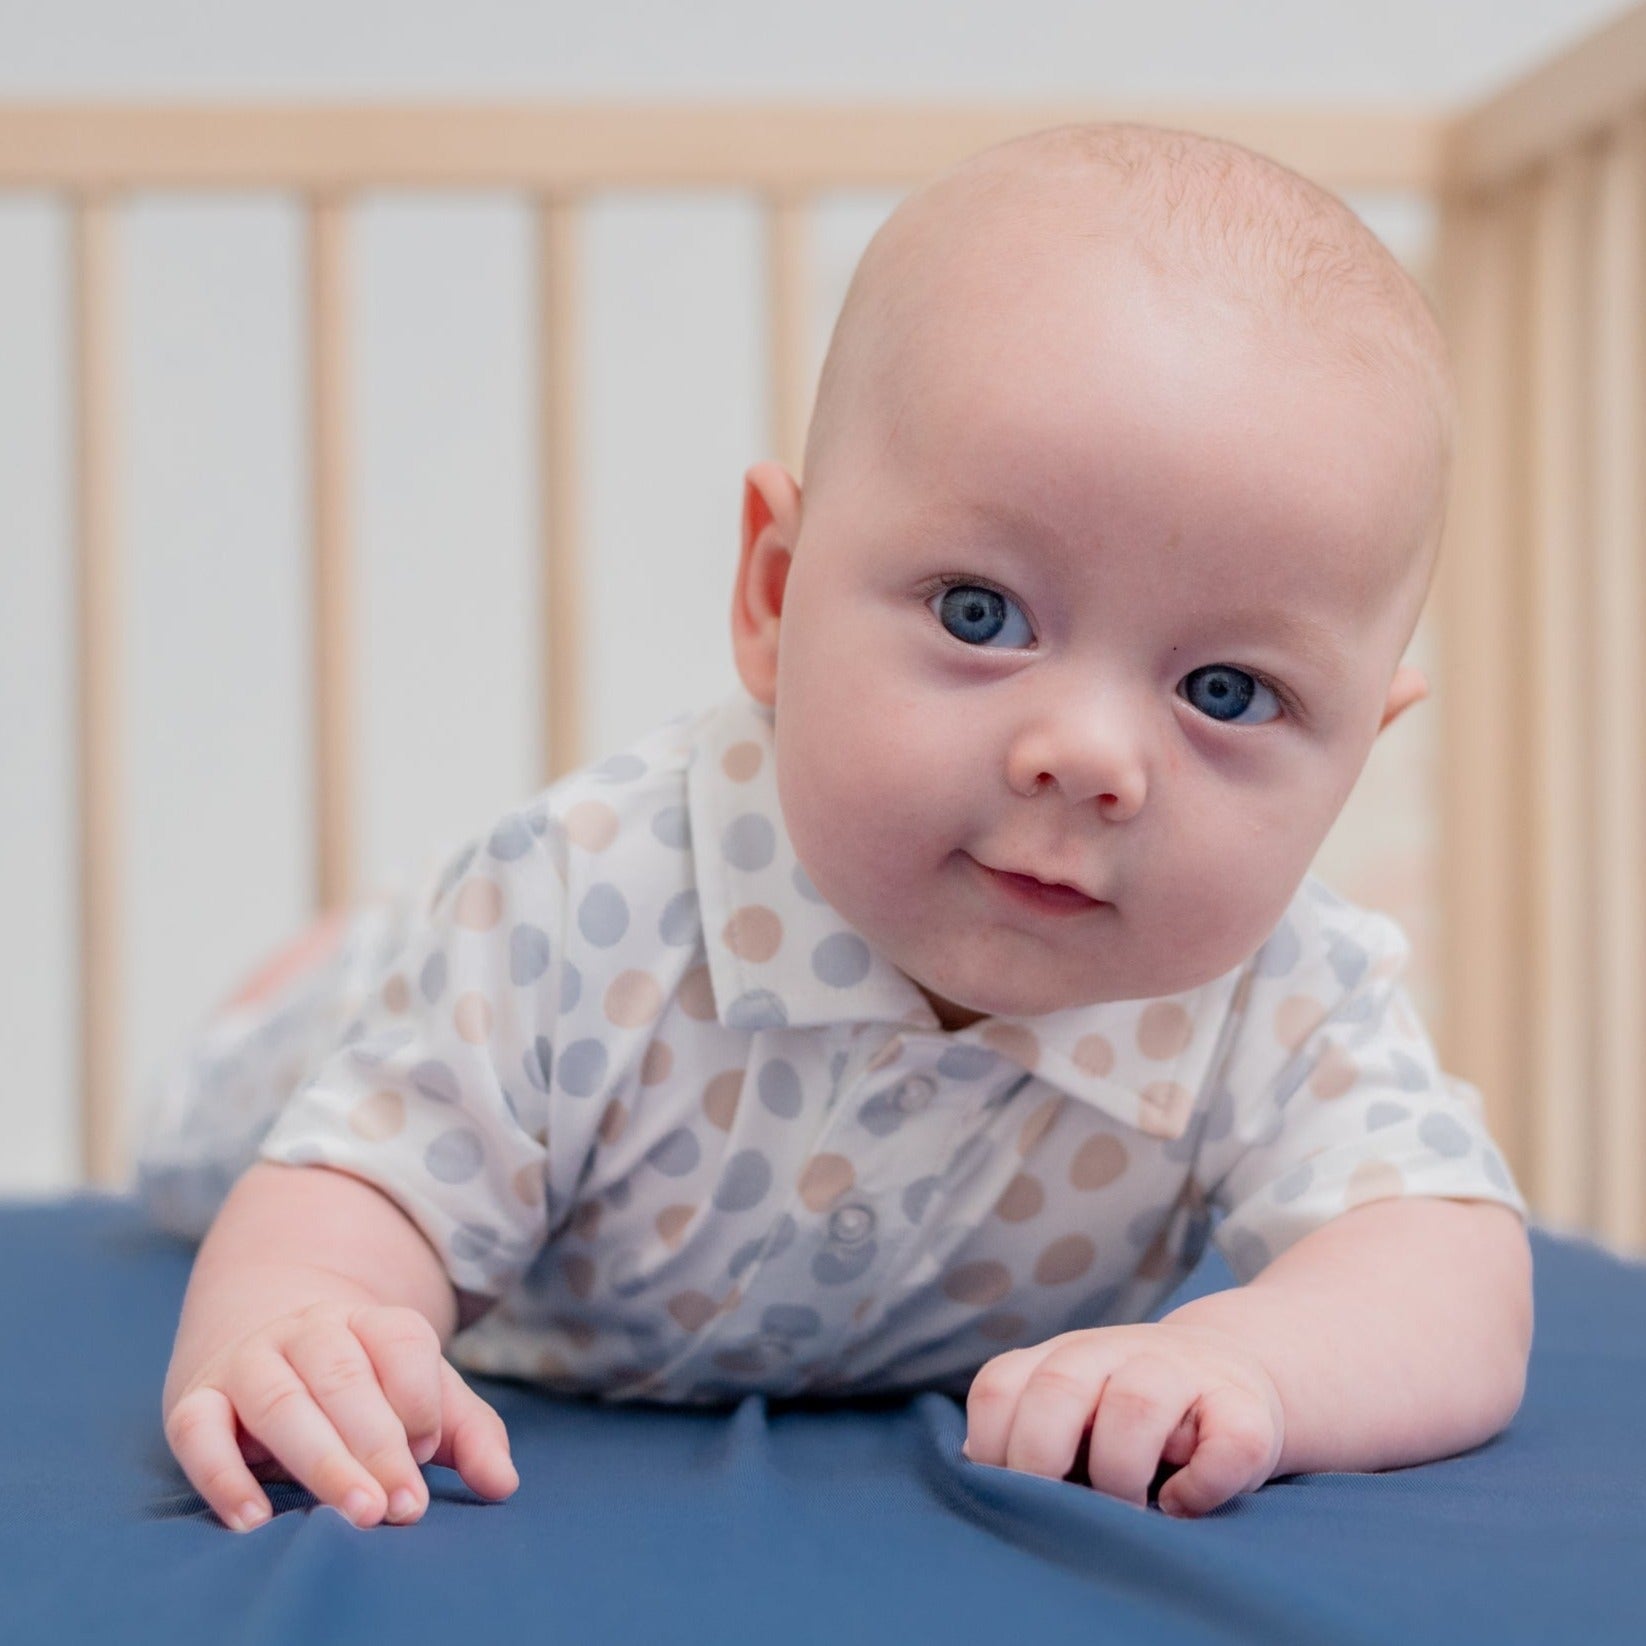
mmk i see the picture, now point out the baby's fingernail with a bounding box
[412,1433,439,1465]
[388,1489,419,1522]
[236,1501,267,1531]
[342,1488,376,1527]
[961,1439,972,1459]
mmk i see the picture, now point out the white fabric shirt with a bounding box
[256,685,1529,1406]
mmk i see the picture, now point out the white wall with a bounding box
[0,0,1631,1192]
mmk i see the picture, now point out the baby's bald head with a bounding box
[800,122,1456,643]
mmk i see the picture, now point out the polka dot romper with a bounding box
[136,685,1528,1408]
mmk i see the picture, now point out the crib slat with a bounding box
[537,195,585,782]
[1431,187,1533,1183]
[73,192,125,1186]
[1526,147,1601,1233]
[308,195,355,910]
[1589,112,1646,1253]
[764,192,812,478]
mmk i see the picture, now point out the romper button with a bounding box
[828,1203,876,1244]
[892,1074,936,1114]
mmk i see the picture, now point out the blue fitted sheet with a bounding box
[3,1192,1641,1645]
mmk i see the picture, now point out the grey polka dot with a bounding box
[557,1038,608,1097]
[604,1179,631,1210]
[451,1222,500,1262]
[713,1149,772,1212]
[593,753,647,784]
[1390,1049,1430,1091]
[646,1127,700,1177]
[1256,920,1301,978]
[510,923,553,985]
[522,1037,554,1092]
[1273,1162,1313,1203]
[1327,935,1370,991]
[579,883,629,947]
[812,1240,876,1285]
[1127,1206,1170,1248]
[861,1092,910,1141]
[726,989,788,1030]
[937,1044,995,1080]
[1309,879,1347,910]
[608,1247,650,1298]
[409,1060,460,1104]
[758,1059,802,1118]
[560,960,582,1013]
[488,814,536,861]
[419,951,447,1004]
[1482,1150,1511,1192]
[729,1236,762,1279]
[659,888,699,946]
[1221,1225,1271,1281]
[652,805,691,849]
[526,806,549,836]
[722,813,776,871]
[761,1303,822,1339]
[434,843,478,907]
[903,1175,942,1224]
[942,1134,990,1187]
[1200,1082,1236,1145]
[425,1128,484,1184]
[1365,1098,1410,1131]
[812,932,871,987]
[339,1018,368,1047]
[768,1212,796,1258]
[792,862,826,904]
[1419,1111,1472,1158]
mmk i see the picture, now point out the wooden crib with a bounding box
[3,4,1644,1261]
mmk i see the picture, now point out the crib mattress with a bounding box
[3,1192,1640,1645]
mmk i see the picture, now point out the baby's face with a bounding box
[733,245,1436,1029]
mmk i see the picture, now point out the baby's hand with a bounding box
[962,1321,1284,1518]
[163,1301,518,1533]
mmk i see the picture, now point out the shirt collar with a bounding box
[684,685,1248,1141]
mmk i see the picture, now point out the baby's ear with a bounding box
[731,462,802,707]
[1377,663,1429,734]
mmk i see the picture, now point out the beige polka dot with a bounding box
[512,1162,544,1209]
[977,1312,1028,1343]
[798,1152,855,1211]
[348,1089,404,1142]
[454,877,504,931]
[1138,1080,1195,1139]
[657,1203,697,1249]
[723,904,783,964]
[667,1290,719,1332]
[866,1035,905,1073]
[679,964,718,1021]
[715,1284,745,1318]
[1346,1158,1407,1208]
[1016,1096,1062,1158]
[994,1173,1045,1222]
[1230,967,1257,1016]
[381,973,410,1014]
[1069,1131,1129,1191]
[562,1254,596,1300]
[532,1348,572,1380]
[640,1039,674,1086]
[605,969,664,1027]
[1033,1234,1096,1286]
[552,1313,599,1349]
[721,740,763,781]
[982,1022,1040,1071]
[569,1201,601,1241]
[702,1068,743,1130]
[1309,1042,1360,1099]
[942,1259,1013,1308]
[1072,1032,1115,1078]
[453,990,493,1044]
[1137,1227,1174,1280]
[1275,994,1330,1052]
[852,1296,876,1324]
[564,799,620,852]
[597,1100,627,1146]
[1138,1000,1194,1060]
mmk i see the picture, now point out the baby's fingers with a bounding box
[164,1383,276,1533]
[1155,1385,1278,1518]
[425,1355,519,1502]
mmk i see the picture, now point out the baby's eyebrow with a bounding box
[1213,606,1347,676]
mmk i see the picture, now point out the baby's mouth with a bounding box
[968,855,1109,916]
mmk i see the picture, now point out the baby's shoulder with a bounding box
[1244,873,1414,1001]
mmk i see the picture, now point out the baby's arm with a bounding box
[162,1160,517,1531]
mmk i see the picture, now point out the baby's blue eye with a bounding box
[1180,665,1282,726]
[931,583,1034,648]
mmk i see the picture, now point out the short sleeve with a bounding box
[257,811,563,1302]
[1198,901,1530,1287]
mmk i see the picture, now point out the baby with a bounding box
[143,120,1532,1535]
